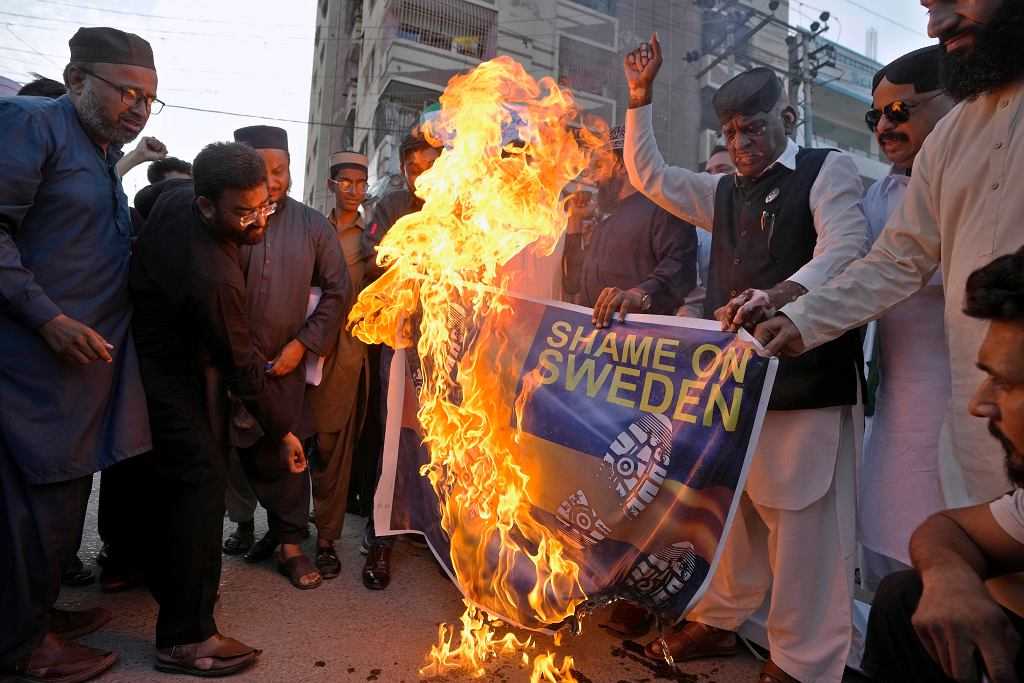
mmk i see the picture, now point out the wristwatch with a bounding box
[638,291,652,312]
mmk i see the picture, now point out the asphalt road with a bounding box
[48,479,835,683]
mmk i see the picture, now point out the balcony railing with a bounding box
[383,0,497,61]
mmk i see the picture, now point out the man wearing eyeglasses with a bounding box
[129,141,301,677]
[0,27,157,682]
[306,151,371,581]
[756,0,1024,509]
[857,46,956,593]
[218,125,348,592]
[621,36,869,683]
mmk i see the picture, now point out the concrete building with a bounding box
[303,0,706,214]
[303,0,886,213]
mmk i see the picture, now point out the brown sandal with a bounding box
[276,553,322,590]
[759,659,801,683]
[600,602,653,638]
[155,633,260,677]
[643,621,739,662]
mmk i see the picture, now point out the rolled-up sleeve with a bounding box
[782,144,942,350]
[786,151,870,291]
[0,103,62,329]
[624,105,719,230]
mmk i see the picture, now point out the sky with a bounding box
[1,0,937,203]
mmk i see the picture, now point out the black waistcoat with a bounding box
[705,147,863,411]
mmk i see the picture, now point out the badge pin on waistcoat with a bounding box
[761,188,779,235]
[765,187,780,204]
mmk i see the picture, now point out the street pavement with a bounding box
[50,481,866,683]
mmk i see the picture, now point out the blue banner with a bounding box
[373,295,777,630]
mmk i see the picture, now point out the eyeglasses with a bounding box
[328,177,368,194]
[865,92,942,132]
[78,67,165,114]
[239,202,277,228]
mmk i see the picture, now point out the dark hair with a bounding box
[17,74,67,98]
[147,156,193,184]
[399,131,440,164]
[192,142,267,202]
[964,246,1024,322]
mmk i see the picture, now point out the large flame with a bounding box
[349,56,598,681]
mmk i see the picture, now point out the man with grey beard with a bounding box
[0,27,156,683]
[755,0,1024,507]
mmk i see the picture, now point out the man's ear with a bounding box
[196,195,215,222]
[781,105,798,136]
[63,64,86,95]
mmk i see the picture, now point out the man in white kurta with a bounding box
[622,38,868,683]
[757,0,1024,506]
[858,46,956,589]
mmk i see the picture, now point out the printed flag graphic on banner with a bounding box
[373,295,777,630]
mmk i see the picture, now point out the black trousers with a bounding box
[863,570,1024,682]
[97,454,148,565]
[0,446,91,667]
[238,438,310,545]
[137,364,226,649]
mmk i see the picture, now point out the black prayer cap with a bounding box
[872,45,944,94]
[233,125,289,152]
[69,27,154,70]
[712,67,783,124]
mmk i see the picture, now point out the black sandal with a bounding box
[315,545,341,580]
[276,553,322,590]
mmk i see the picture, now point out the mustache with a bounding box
[878,132,909,145]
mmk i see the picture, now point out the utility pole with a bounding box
[785,15,834,147]
[686,2,836,146]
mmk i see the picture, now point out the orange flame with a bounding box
[349,56,598,681]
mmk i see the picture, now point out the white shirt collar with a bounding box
[738,138,800,178]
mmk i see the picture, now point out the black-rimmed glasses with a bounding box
[79,67,165,114]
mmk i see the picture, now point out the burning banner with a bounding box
[348,55,777,680]
[374,298,777,673]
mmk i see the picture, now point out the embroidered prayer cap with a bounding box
[233,125,289,152]
[872,45,945,94]
[330,150,369,176]
[712,67,783,124]
[69,27,155,70]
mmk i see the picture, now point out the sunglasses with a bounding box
[865,92,942,132]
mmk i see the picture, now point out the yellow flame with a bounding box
[350,56,599,681]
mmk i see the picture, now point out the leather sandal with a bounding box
[600,601,653,638]
[48,608,112,641]
[60,557,94,588]
[643,621,739,662]
[8,632,118,683]
[242,531,277,564]
[759,659,801,683]
[222,521,254,556]
[315,544,341,580]
[155,633,259,678]
[276,553,322,590]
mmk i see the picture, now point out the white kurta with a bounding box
[624,105,868,683]
[859,173,949,566]
[782,82,1024,503]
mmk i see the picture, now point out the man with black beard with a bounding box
[0,27,155,682]
[756,0,1024,507]
[862,246,1024,683]
[561,125,698,325]
[130,141,302,676]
